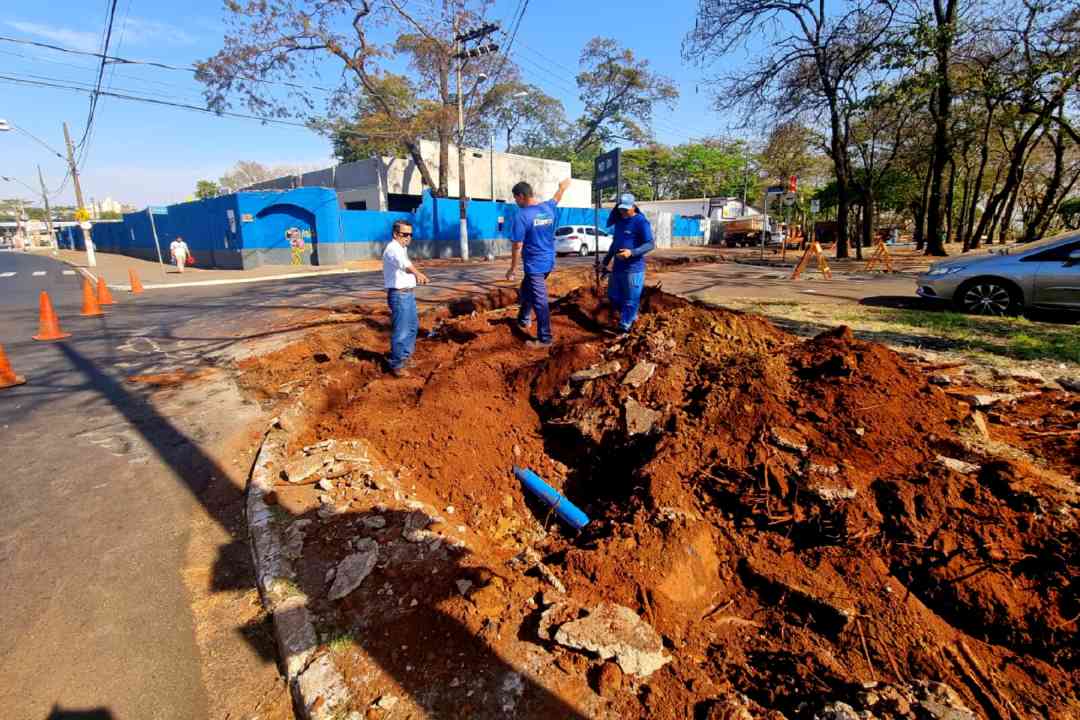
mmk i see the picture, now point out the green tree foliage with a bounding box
[574,38,678,152]
[195,180,220,200]
[1057,196,1080,230]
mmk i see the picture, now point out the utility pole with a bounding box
[63,121,95,266]
[37,165,57,252]
[452,21,500,262]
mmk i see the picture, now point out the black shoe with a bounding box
[525,339,553,349]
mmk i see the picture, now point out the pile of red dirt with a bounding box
[239,281,1080,718]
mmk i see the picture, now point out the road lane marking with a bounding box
[32,271,46,276]
[63,270,76,275]
[0,272,15,278]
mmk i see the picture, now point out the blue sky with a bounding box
[1,0,746,208]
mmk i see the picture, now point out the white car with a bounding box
[554,225,612,256]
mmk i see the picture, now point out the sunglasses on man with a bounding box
[396,230,413,238]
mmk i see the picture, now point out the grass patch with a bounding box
[324,629,357,653]
[862,309,1080,363]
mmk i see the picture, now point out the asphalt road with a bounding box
[0,249,920,719]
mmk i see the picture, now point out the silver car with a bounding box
[554,225,612,256]
[916,232,1080,314]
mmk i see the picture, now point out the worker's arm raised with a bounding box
[551,178,572,206]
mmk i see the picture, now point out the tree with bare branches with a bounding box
[684,0,896,258]
[196,0,507,197]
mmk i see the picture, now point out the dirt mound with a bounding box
[240,281,1080,718]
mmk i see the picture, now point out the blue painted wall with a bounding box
[62,186,703,269]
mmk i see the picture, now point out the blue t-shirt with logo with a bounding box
[511,200,558,275]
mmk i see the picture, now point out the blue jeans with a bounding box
[516,272,552,343]
[608,269,645,331]
[387,289,418,370]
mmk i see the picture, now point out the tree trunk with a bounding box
[914,163,932,251]
[944,158,957,244]
[963,101,997,249]
[958,170,972,251]
[924,0,958,257]
[861,189,874,259]
[402,139,439,194]
[998,180,1021,244]
[828,104,851,259]
[1023,125,1066,243]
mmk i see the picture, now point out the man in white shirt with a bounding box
[382,220,429,377]
[169,236,190,273]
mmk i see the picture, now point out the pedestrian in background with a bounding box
[382,220,429,378]
[506,177,572,348]
[603,193,654,334]
[169,236,190,273]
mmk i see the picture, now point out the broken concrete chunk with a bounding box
[317,478,334,492]
[814,702,861,720]
[771,428,809,454]
[1058,376,1080,393]
[992,367,1045,383]
[809,461,840,476]
[570,360,621,382]
[624,397,662,436]
[295,653,350,720]
[936,455,981,474]
[402,510,436,543]
[949,391,1013,409]
[928,374,956,386]
[622,360,657,388]
[360,515,387,530]
[914,681,978,720]
[807,482,858,502]
[553,602,670,677]
[372,694,398,710]
[455,579,474,596]
[282,454,329,484]
[327,539,379,600]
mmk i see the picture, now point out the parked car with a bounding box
[554,225,612,256]
[916,231,1080,314]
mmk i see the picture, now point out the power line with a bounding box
[0,73,398,138]
[0,34,339,95]
[77,0,120,151]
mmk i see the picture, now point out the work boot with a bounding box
[389,367,411,378]
[525,339,552,349]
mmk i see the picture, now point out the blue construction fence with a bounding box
[57,187,705,269]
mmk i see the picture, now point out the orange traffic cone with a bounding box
[96,276,116,306]
[0,344,26,389]
[33,291,72,341]
[81,278,104,317]
[128,268,144,294]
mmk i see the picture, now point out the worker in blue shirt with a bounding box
[506,177,572,347]
[603,193,655,334]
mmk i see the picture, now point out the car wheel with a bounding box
[579,244,590,257]
[956,279,1019,316]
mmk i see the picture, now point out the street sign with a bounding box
[149,206,169,215]
[593,149,621,193]
[810,199,820,213]
[782,192,796,207]
[766,185,785,197]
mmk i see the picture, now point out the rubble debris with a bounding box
[552,602,670,678]
[937,455,981,474]
[282,454,328,484]
[360,515,386,530]
[327,539,378,600]
[624,397,661,436]
[1058,375,1080,393]
[771,428,809,454]
[570,360,621,382]
[622,360,657,388]
[316,478,334,492]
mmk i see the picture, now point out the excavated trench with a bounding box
[237,272,1080,719]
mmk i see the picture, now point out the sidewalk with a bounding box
[54,249,383,289]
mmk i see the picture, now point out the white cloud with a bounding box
[7,21,101,53]
[7,16,196,55]
[119,17,196,47]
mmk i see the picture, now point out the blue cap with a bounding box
[617,192,635,210]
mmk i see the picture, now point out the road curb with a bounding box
[247,413,352,720]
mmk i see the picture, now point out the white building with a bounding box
[245,139,593,210]
[90,197,126,217]
[633,196,762,221]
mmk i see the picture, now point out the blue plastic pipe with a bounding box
[514,467,590,531]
